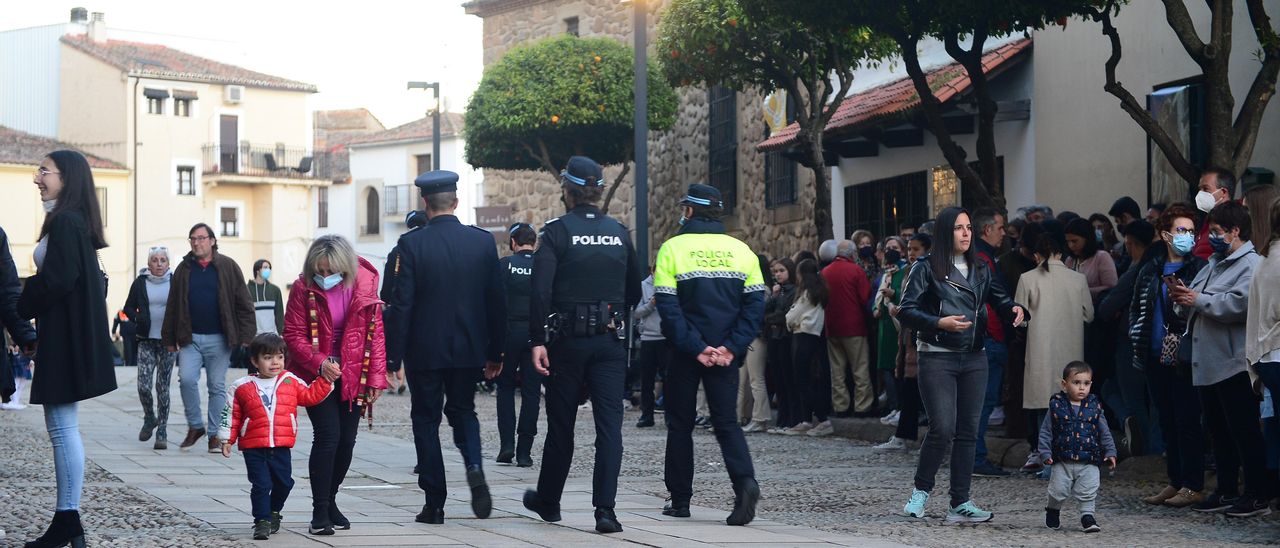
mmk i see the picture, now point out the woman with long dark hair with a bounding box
[783,259,829,435]
[1065,218,1118,305]
[763,258,797,433]
[896,207,1025,523]
[19,150,117,548]
[1088,213,1122,264]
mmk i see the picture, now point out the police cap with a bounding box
[414,170,459,195]
[680,183,724,209]
[561,156,604,187]
[405,210,427,229]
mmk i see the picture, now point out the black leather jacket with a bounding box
[898,254,1023,352]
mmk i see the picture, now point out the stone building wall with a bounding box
[466,0,818,262]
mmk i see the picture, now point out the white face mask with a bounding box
[42,199,56,213]
[1195,190,1219,213]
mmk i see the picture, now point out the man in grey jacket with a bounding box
[634,268,668,427]
[1171,201,1269,517]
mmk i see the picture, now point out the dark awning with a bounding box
[143,88,169,99]
[172,89,199,100]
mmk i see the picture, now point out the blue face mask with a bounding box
[1094,229,1104,243]
[1208,232,1232,254]
[313,273,343,290]
[678,215,687,227]
[260,268,272,281]
[1171,233,1196,256]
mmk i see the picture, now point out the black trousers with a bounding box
[664,352,756,503]
[497,341,542,450]
[639,340,672,417]
[244,447,293,521]
[895,376,922,441]
[407,367,483,508]
[1200,372,1267,498]
[792,333,830,424]
[1147,358,1205,491]
[769,336,796,428]
[537,334,626,509]
[305,382,362,521]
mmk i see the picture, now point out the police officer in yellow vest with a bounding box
[654,183,766,526]
[522,156,642,534]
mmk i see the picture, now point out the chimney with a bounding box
[70,7,88,24]
[88,12,106,43]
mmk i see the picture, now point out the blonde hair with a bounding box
[303,234,358,287]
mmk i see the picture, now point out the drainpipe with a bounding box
[132,76,139,273]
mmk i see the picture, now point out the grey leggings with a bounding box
[137,339,176,438]
[913,350,987,508]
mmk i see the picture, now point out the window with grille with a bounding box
[317,187,329,228]
[364,189,381,236]
[843,171,929,241]
[176,166,195,196]
[384,184,413,216]
[708,86,737,214]
[174,98,191,117]
[220,207,239,237]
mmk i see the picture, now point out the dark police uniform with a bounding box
[381,210,426,377]
[524,157,641,526]
[495,229,540,466]
[384,172,505,522]
[654,184,765,526]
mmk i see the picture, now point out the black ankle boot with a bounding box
[24,510,85,548]
[515,436,534,467]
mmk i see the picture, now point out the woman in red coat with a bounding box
[284,234,387,535]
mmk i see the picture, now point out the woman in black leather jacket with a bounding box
[763,258,797,431]
[895,207,1025,523]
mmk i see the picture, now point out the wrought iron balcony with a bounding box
[201,143,332,180]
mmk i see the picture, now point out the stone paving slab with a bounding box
[48,368,909,547]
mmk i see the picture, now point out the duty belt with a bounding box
[549,301,626,340]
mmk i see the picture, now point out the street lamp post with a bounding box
[407,81,441,171]
[632,0,649,269]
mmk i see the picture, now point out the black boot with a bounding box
[139,415,157,442]
[467,465,492,519]
[594,507,623,533]
[309,505,334,536]
[328,499,350,530]
[515,435,534,468]
[24,510,85,548]
[496,444,515,464]
[726,478,760,526]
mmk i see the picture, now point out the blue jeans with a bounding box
[915,350,988,508]
[244,448,294,521]
[974,339,1006,465]
[178,333,231,430]
[45,402,84,511]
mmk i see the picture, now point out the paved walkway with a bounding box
[66,368,907,547]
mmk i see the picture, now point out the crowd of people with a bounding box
[2,149,1279,544]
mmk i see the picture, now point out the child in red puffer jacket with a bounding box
[219,333,334,540]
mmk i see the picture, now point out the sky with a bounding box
[1,1,485,129]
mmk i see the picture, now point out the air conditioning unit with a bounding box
[224,85,244,104]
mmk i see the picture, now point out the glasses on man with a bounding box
[35,167,60,178]
[189,236,212,243]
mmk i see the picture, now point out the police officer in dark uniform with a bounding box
[495,222,540,468]
[522,156,641,534]
[382,210,427,400]
[384,171,506,525]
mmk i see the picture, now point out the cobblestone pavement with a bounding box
[4,367,1279,547]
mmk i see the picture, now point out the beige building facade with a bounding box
[464,0,817,261]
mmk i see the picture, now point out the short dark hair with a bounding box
[189,223,218,251]
[1123,219,1156,245]
[1108,196,1141,220]
[1207,201,1252,241]
[972,207,1001,233]
[1062,360,1093,380]
[249,333,287,363]
[425,191,457,213]
[1202,166,1237,196]
[564,183,604,206]
[1149,202,1167,214]
[509,223,536,247]
[253,259,271,277]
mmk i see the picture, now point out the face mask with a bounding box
[260,268,272,280]
[678,214,687,227]
[858,245,875,259]
[884,249,902,265]
[42,199,56,213]
[1208,232,1232,254]
[1095,229,1104,243]
[1171,233,1195,256]
[1195,190,1219,213]
[313,273,342,290]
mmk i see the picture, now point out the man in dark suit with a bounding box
[384,171,506,525]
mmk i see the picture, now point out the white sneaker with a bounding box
[742,420,768,433]
[874,436,907,451]
[578,401,593,411]
[888,410,901,426]
[0,401,25,411]
[807,420,834,437]
[988,406,1005,426]
[783,421,814,435]
[622,399,633,411]
[879,410,900,425]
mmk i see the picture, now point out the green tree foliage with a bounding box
[464,35,677,211]
[657,0,893,241]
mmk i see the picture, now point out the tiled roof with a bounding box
[0,125,125,170]
[758,38,1031,152]
[314,109,385,133]
[348,113,466,147]
[61,35,317,92]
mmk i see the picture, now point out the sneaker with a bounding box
[208,436,221,454]
[1020,452,1043,473]
[972,461,1010,478]
[783,421,813,435]
[622,399,633,411]
[269,511,282,534]
[742,420,768,433]
[1123,416,1144,456]
[886,410,901,426]
[879,410,898,425]
[1142,485,1179,505]
[902,489,929,518]
[1081,514,1100,533]
[946,501,994,523]
[806,420,834,437]
[988,406,1005,426]
[253,519,271,540]
[694,416,712,429]
[874,436,907,451]
[1225,496,1273,518]
[767,426,787,434]
[1191,492,1238,513]
[179,427,206,449]
[1044,507,1060,529]
[636,415,655,428]
[1163,488,1206,508]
